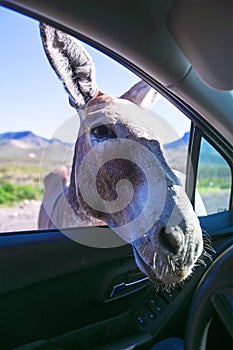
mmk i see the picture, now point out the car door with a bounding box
[0,3,232,350]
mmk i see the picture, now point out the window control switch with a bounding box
[147,295,167,315]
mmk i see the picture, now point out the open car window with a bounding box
[4,4,232,235]
[0,7,193,233]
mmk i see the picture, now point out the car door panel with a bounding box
[1,218,232,349]
[0,228,150,349]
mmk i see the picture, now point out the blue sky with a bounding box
[0,5,190,142]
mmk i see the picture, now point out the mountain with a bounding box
[0,131,65,148]
[164,131,227,169]
[0,130,225,171]
[0,131,46,147]
[0,131,73,165]
[165,131,189,150]
[163,132,189,172]
[199,140,227,166]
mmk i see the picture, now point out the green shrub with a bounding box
[0,182,42,206]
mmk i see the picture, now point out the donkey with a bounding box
[38,23,203,285]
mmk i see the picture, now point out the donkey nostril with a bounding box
[159,227,182,255]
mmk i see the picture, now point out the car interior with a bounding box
[0,1,232,350]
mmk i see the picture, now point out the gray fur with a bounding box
[38,24,204,285]
[40,23,97,108]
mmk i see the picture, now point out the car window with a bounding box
[195,138,231,215]
[0,6,192,233]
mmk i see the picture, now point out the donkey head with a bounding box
[40,24,203,285]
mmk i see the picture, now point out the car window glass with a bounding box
[0,6,191,233]
[195,138,231,215]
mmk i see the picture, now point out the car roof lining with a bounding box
[168,0,233,91]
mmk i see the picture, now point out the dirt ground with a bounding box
[0,200,41,232]
[0,191,228,233]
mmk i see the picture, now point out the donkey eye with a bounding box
[91,125,116,139]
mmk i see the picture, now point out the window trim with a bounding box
[185,123,202,205]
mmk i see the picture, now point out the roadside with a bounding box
[0,200,41,232]
[0,192,228,233]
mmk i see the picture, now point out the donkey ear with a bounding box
[40,23,98,109]
[120,80,159,109]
